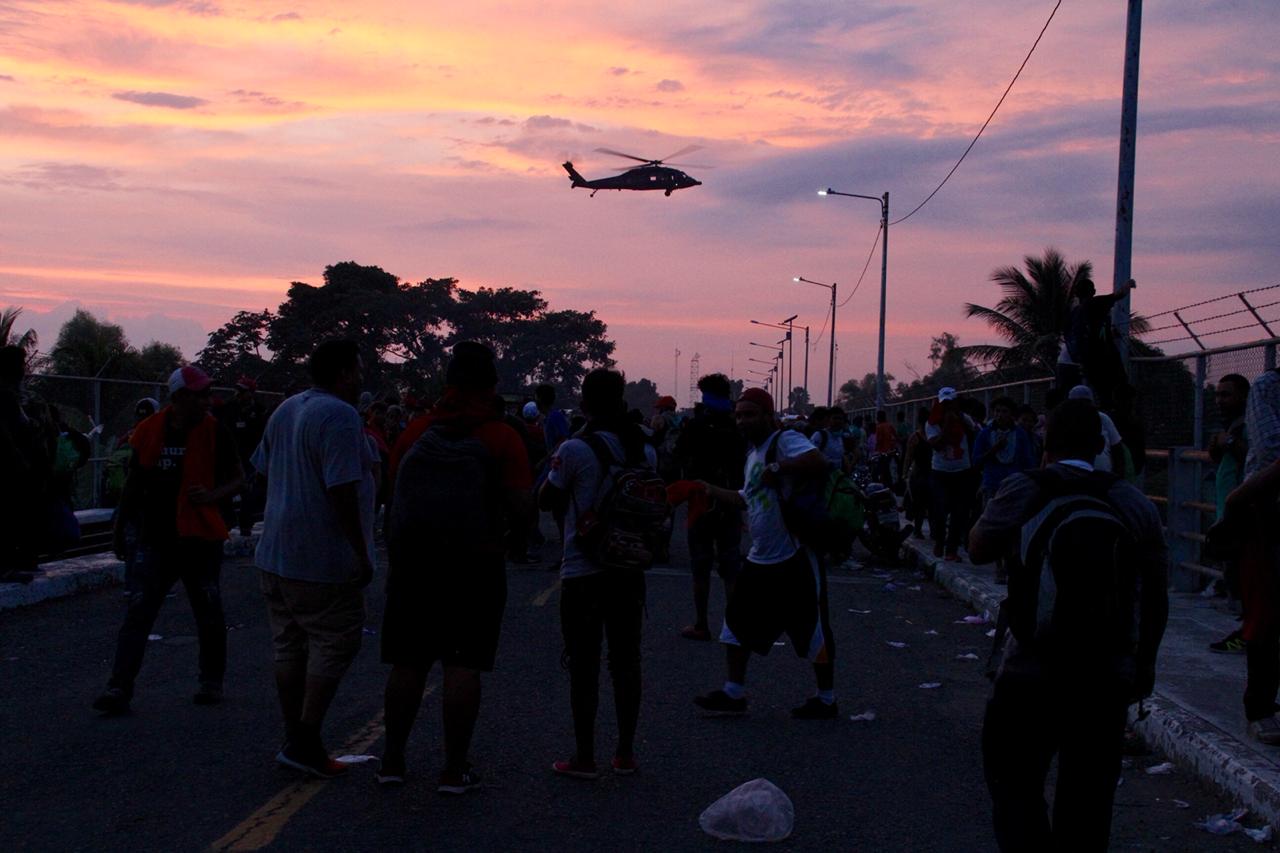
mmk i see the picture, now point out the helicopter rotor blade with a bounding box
[594,147,652,164]
[658,144,704,163]
[663,162,714,169]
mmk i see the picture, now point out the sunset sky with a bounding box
[2,0,1277,400]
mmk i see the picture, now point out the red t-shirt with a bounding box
[874,421,898,453]
[390,415,532,493]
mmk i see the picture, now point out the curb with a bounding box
[1,530,260,614]
[902,538,1280,829]
[0,554,124,613]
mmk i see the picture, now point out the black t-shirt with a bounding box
[135,419,238,543]
[674,410,747,489]
[218,399,266,465]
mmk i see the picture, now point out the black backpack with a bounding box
[1002,467,1140,679]
[387,423,502,565]
[574,434,669,572]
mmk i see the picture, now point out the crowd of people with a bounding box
[5,309,1277,851]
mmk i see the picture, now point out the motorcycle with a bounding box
[850,464,914,563]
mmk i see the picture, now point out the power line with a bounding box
[838,223,883,308]
[891,0,1063,226]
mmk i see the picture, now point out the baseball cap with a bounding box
[654,395,677,411]
[739,387,774,414]
[937,387,957,402]
[1067,384,1096,402]
[234,375,257,392]
[168,365,212,396]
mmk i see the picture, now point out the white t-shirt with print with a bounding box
[1094,411,1124,472]
[740,429,818,565]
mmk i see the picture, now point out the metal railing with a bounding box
[844,337,1279,591]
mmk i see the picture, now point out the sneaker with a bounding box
[680,625,712,641]
[1250,716,1280,746]
[694,689,747,716]
[791,697,840,720]
[611,755,638,775]
[276,742,348,779]
[92,687,131,716]
[437,765,482,795]
[193,683,223,705]
[551,758,600,780]
[1209,629,1245,654]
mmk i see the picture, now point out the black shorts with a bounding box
[381,552,507,672]
[723,549,834,663]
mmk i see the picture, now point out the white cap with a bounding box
[167,365,212,396]
[937,387,957,402]
[1067,384,1095,402]
[522,401,540,420]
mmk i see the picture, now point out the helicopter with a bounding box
[563,146,706,196]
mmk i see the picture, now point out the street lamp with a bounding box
[820,187,890,410]
[751,315,797,410]
[794,276,838,406]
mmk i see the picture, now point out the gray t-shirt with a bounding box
[252,388,377,583]
[548,431,658,579]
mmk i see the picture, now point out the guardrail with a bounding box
[1146,446,1221,591]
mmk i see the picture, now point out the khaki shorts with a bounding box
[259,571,364,680]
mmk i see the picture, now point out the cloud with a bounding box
[228,89,308,111]
[112,90,208,109]
[523,115,598,133]
[272,11,301,22]
[655,79,684,93]
[0,75,15,83]
[607,66,630,76]
[112,0,222,13]
[2,162,125,192]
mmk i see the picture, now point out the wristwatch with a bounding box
[766,462,781,475]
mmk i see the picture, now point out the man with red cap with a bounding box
[94,365,243,715]
[693,387,840,719]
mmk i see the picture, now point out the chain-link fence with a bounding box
[20,374,284,510]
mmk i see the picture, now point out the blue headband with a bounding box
[702,392,732,412]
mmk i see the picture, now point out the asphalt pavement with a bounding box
[0,534,1261,852]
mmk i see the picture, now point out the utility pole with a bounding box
[875,192,889,410]
[673,348,681,407]
[1111,0,1142,374]
[829,282,837,407]
[802,325,810,408]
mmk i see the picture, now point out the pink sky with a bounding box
[2,0,1278,401]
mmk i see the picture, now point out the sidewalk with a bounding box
[904,537,1280,828]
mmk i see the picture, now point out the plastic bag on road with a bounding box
[699,778,794,843]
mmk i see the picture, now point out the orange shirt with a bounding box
[874,421,898,454]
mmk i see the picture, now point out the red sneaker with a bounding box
[551,758,599,780]
[611,755,638,775]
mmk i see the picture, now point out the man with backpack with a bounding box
[379,342,531,793]
[540,368,663,779]
[969,398,1168,852]
[692,387,839,720]
[673,373,747,641]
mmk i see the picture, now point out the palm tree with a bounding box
[958,248,1150,374]
[1,306,39,365]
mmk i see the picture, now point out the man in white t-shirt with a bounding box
[693,387,838,719]
[253,340,376,780]
[1067,385,1124,473]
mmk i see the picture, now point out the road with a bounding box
[0,534,1258,852]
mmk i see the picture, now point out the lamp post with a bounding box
[794,277,837,406]
[819,187,889,410]
[751,316,797,411]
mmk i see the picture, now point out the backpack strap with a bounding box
[764,431,781,465]
[581,433,622,472]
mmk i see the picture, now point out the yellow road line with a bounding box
[211,687,435,852]
[531,578,561,607]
